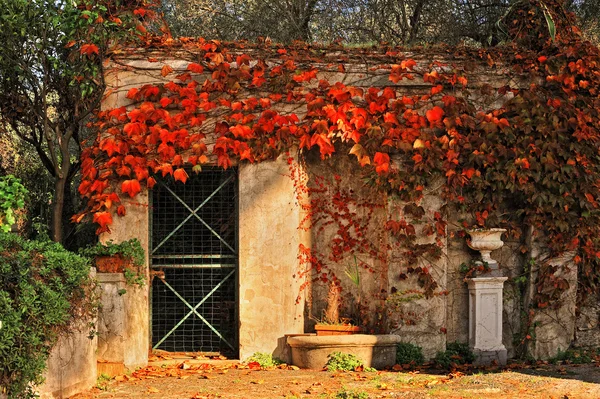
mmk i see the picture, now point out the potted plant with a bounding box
[314,257,363,336]
[79,238,145,284]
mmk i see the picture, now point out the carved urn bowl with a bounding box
[466,228,507,264]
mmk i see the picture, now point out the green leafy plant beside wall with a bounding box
[79,238,145,286]
[325,352,375,372]
[396,342,425,367]
[0,233,97,399]
[0,176,28,233]
[434,342,476,369]
[79,239,145,268]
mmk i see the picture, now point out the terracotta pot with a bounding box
[314,324,362,336]
[94,255,131,273]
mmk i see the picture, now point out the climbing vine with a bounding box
[76,0,600,336]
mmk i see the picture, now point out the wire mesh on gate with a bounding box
[150,167,237,357]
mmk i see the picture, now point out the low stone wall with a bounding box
[37,326,97,399]
[97,273,149,371]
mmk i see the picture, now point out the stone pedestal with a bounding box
[467,277,508,366]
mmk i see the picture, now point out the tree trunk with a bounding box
[52,174,66,243]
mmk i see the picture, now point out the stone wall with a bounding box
[37,329,97,399]
[37,268,98,398]
[99,191,150,370]
[238,157,307,360]
[97,47,600,364]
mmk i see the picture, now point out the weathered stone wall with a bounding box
[37,329,97,399]
[96,273,148,370]
[238,157,307,360]
[304,156,389,332]
[99,191,150,370]
[575,293,600,349]
[37,270,98,399]
[388,183,448,359]
[98,48,600,363]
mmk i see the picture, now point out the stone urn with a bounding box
[466,228,506,266]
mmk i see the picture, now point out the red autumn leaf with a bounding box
[401,59,417,69]
[187,63,204,73]
[310,133,335,158]
[161,65,173,77]
[247,361,261,370]
[126,88,140,100]
[463,168,476,179]
[80,43,99,56]
[293,69,318,82]
[173,168,189,184]
[93,211,112,230]
[159,97,173,108]
[431,85,443,95]
[147,177,156,189]
[538,56,548,63]
[141,85,159,98]
[121,179,141,198]
[426,106,445,126]
[217,153,232,169]
[133,7,147,16]
[373,152,390,174]
[230,124,252,138]
[515,158,530,169]
[117,205,127,217]
[99,138,120,157]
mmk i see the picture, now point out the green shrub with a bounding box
[335,388,369,399]
[550,348,596,364]
[325,352,375,372]
[79,238,145,287]
[0,233,97,399]
[0,175,28,232]
[246,352,283,368]
[434,342,475,369]
[396,342,424,367]
[79,238,145,268]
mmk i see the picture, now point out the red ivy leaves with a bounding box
[80,43,99,57]
[121,179,141,198]
[425,106,444,126]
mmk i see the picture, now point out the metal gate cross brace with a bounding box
[152,175,236,255]
[152,268,236,351]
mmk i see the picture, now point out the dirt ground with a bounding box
[71,356,600,399]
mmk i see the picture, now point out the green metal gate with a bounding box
[150,168,237,356]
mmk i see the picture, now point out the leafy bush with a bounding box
[325,352,375,372]
[335,388,369,399]
[0,175,28,232]
[396,342,424,367]
[246,352,283,368]
[550,348,597,364]
[434,342,475,369]
[0,233,96,399]
[79,238,145,268]
[79,239,145,287]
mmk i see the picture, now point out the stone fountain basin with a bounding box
[287,334,402,370]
